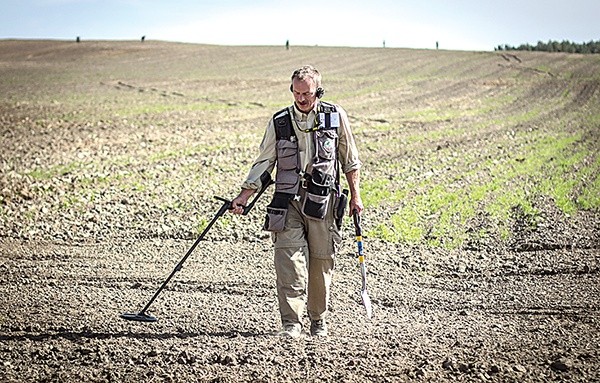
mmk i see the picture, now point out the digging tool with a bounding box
[121,171,274,323]
[353,210,372,319]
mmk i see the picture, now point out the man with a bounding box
[231,65,363,338]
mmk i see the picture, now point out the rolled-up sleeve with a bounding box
[336,105,362,174]
[241,119,277,190]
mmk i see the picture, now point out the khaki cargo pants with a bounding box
[272,197,342,327]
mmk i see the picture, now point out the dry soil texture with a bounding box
[1,41,599,382]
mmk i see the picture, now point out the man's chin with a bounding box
[295,103,312,113]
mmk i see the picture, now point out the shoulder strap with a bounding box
[319,101,337,113]
[323,102,341,191]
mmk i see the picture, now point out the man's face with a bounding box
[291,78,318,113]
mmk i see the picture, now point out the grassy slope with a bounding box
[1,40,599,248]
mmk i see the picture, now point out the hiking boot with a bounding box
[278,323,302,338]
[310,319,328,337]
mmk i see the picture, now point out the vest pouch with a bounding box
[306,176,331,196]
[309,169,335,192]
[263,193,291,232]
[316,129,337,161]
[276,170,300,193]
[302,192,330,220]
[275,139,300,194]
[301,169,333,220]
[263,206,288,232]
[276,139,298,170]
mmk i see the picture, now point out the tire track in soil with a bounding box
[571,79,600,106]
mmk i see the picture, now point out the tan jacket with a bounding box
[242,102,362,190]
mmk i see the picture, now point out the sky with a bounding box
[1,0,599,51]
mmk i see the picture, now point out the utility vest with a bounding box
[263,102,346,232]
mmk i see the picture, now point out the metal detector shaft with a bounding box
[123,171,273,321]
[134,199,230,316]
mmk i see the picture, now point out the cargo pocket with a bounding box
[331,224,343,256]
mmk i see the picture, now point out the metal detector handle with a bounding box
[213,196,234,216]
[215,172,274,214]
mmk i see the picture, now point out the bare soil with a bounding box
[0,40,599,382]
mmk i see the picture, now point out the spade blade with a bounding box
[361,289,372,319]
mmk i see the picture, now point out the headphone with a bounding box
[290,84,324,98]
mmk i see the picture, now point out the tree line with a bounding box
[495,39,600,54]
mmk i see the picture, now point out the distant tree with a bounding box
[518,43,533,51]
[496,39,600,54]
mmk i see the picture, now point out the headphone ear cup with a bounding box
[290,84,293,93]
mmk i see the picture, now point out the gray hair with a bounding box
[291,65,322,88]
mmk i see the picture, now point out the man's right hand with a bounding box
[230,189,255,215]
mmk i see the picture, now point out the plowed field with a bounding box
[1,40,599,382]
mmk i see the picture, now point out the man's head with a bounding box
[291,65,323,113]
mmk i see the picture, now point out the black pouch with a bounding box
[334,189,349,229]
[263,193,290,232]
[302,193,330,220]
[302,170,333,220]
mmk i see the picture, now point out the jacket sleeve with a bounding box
[241,119,277,190]
[336,105,362,174]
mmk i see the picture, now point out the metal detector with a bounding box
[121,172,274,322]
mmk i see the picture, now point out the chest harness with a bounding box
[263,102,346,232]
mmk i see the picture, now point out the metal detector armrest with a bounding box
[220,171,274,215]
[214,171,274,215]
[242,171,274,215]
